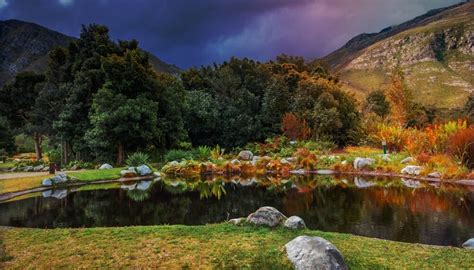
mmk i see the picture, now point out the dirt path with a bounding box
[0,172,49,180]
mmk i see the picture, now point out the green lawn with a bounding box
[68,168,124,181]
[0,162,16,170]
[0,224,472,269]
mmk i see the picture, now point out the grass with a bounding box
[0,175,49,194]
[0,162,16,170]
[68,168,124,181]
[0,223,472,269]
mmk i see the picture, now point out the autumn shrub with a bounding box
[281,112,311,140]
[448,128,474,168]
[415,153,431,164]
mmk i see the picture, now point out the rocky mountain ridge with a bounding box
[0,19,180,87]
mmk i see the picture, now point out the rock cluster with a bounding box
[120,164,153,178]
[42,173,69,186]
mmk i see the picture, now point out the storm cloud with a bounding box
[0,0,464,68]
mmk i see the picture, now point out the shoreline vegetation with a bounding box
[1,223,473,269]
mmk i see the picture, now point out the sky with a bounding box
[0,0,464,68]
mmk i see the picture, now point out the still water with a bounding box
[1,175,473,247]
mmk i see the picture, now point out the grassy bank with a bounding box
[0,224,472,269]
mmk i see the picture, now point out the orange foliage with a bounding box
[281,112,311,140]
[448,128,474,168]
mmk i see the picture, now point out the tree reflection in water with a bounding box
[0,175,473,247]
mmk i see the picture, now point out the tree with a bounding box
[0,117,15,155]
[292,77,360,145]
[0,72,46,160]
[364,90,390,118]
[464,93,474,123]
[386,67,413,126]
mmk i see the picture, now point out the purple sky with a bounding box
[0,0,464,68]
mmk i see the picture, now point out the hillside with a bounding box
[322,1,474,108]
[0,20,180,87]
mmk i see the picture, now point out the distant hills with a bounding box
[0,19,180,87]
[322,1,474,108]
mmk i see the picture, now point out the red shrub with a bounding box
[281,112,311,140]
[448,128,474,169]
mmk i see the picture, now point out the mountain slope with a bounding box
[322,1,474,108]
[0,19,180,87]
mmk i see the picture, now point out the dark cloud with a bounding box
[0,0,463,68]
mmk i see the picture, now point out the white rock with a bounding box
[285,236,348,270]
[401,165,423,175]
[284,216,306,230]
[427,172,442,178]
[99,163,113,170]
[400,157,414,164]
[246,206,287,227]
[353,157,375,170]
[462,238,474,249]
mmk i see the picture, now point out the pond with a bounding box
[0,175,473,247]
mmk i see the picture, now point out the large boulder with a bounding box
[246,206,287,227]
[42,178,52,186]
[462,238,474,249]
[136,165,152,176]
[285,236,348,270]
[353,158,375,170]
[401,165,422,175]
[238,150,254,161]
[99,163,113,170]
[284,216,306,230]
[42,173,68,186]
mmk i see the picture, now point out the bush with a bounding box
[126,152,150,167]
[67,160,94,169]
[193,146,211,161]
[47,148,61,163]
[164,149,192,162]
[448,128,474,168]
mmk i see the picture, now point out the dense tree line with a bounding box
[0,24,362,163]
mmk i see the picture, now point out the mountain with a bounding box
[322,1,474,108]
[0,19,180,87]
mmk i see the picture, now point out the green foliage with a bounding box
[164,149,192,162]
[364,90,390,118]
[47,148,61,163]
[125,152,150,167]
[0,116,15,155]
[210,145,225,160]
[67,160,94,169]
[192,146,211,161]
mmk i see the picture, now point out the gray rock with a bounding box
[136,164,152,176]
[290,169,307,175]
[246,206,287,227]
[228,218,245,226]
[120,183,136,190]
[42,166,49,172]
[99,163,113,170]
[400,157,415,164]
[42,190,52,197]
[24,166,34,172]
[462,238,474,249]
[284,216,306,230]
[401,179,421,188]
[51,189,68,199]
[401,165,423,175]
[427,171,442,178]
[354,177,376,188]
[33,165,44,172]
[285,235,348,270]
[353,157,375,170]
[238,150,254,161]
[51,173,68,184]
[136,180,152,191]
[42,178,52,186]
[120,169,137,178]
[316,170,335,175]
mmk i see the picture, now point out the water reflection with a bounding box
[0,175,473,247]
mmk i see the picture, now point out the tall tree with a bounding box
[386,67,413,126]
[0,72,46,160]
[364,90,390,118]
